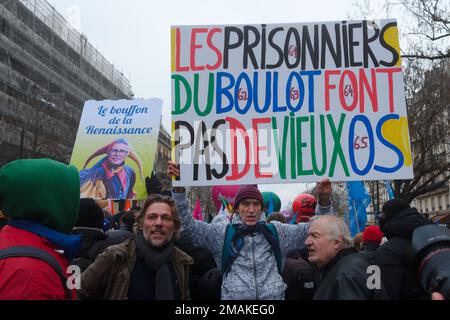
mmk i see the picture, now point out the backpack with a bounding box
[0,246,71,299]
[221,223,282,275]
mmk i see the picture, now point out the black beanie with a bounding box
[382,199,410,219]
[76,199,104,229]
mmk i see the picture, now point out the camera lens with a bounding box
[412,225,450,300]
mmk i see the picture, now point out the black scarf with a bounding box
[135,232,175,300]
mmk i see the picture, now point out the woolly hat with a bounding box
[76,198,104,229]
[382,199,410,219]
[362,225,384,244]
[0,158,80,234]
[233,185,263,210]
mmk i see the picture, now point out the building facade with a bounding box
[0,0,171,182]
[0,0,133,165]
[410,59,450,225]
[153,124,172,188]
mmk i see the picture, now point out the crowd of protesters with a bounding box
[0,158,448,300]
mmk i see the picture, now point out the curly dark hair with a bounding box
[134,194,181,240]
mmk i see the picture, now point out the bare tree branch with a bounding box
[402,53,450,60]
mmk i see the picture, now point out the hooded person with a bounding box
[168,160,335,300]
[0,159,81,300]
[71,199,126,272]
[79,138,143,199]
[374,199,432,300]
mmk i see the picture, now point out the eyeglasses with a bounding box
[109,149,128,156]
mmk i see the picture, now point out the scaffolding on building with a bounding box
[0,0,134,165]
[18,0,133,97]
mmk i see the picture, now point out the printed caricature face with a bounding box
[305,219,341,269]
[143,202,175,247]
[107,142,129,167]
[237,198,262,226]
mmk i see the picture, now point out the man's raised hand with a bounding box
[167,160,185,193]
[167,160,180,178]
[316,178,331,206]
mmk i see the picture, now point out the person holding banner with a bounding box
[79,138,143,200]
[168,161,334,300]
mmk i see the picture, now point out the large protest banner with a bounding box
[70,99,163,199]
[171,20,413,186]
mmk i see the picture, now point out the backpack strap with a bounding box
[221,224,283,275]
[0,246,71,299]
[264,223,282,274]
[221,224,235,275]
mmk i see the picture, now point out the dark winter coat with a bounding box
[376,207,431,300]
[313,248,388,300]
[282,247,319,300]
[174,237,217,300]
[359,242,380,266]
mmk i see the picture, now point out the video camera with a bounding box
[411,224,450,300]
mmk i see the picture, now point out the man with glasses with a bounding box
[79,194,193,300]
[79,138,144,199]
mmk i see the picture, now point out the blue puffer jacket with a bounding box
[172,192,333,300]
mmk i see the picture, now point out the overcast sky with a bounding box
[51,0,385,208]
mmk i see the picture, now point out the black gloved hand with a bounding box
[145,171,163,195]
